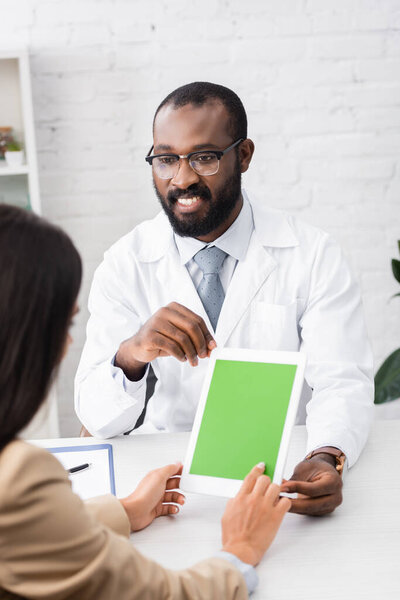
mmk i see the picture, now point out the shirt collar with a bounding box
[174,196,254,266]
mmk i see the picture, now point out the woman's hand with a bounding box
[120,463,184,532]
[221,464,291,566]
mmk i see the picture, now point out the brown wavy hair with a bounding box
[0,205,82,449]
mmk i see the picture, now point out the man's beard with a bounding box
[153,161,242,238]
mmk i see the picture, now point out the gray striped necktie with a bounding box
[193,245,228,330]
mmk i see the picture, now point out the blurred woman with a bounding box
[0,205,290,599]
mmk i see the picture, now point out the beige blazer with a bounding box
[0,441,247,599]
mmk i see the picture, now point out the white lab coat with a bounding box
[75,191,374,467]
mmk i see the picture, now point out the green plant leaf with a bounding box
[392,259,400,284]
[375,348,400,404]
[398,240,400,256]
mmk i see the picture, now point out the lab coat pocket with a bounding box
[249,300,300,351]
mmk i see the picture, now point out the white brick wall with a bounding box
[2,0,400,434]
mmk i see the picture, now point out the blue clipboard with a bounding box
[47,443,116,495]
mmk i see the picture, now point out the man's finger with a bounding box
[153,333,187,362]
[157,322,199,365]
[281,476,341,498]
[167,303,216,355]
[289,493,342,516]
[238,463,265,495]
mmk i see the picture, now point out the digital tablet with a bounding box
[181,348,306,498]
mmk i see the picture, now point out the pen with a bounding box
[68,463,90,474]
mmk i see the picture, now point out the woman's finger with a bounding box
[160,503,180,516]
[156,462,183,483]
[238,463,266,495]
[252,474,271,496]
[264,482,281,503]
[163,491,185,505]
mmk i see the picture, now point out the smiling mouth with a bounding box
[176,196,202,207]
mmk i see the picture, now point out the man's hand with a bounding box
[281,455,343,516]
[221,464,291,566]
[115,302,216,381]
[120,463,184,532]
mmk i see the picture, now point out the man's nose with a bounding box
[171,158,200,189]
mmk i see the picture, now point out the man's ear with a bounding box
[239,139,255,173]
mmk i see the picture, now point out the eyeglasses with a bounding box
[145,138,244,180]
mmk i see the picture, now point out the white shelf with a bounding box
[0,49,40,212]
[0,164,29,176]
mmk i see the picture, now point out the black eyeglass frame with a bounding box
[145,138,244,170]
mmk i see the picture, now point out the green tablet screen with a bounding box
[189,359,298,480]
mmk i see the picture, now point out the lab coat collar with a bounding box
[135,188,299,263]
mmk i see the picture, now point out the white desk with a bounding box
[35,420,400,600]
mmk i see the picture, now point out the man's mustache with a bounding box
[167,185,212,203]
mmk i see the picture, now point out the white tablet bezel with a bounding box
[181,347,306,498]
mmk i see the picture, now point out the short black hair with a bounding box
[153,82,247,141]
[0,205,82,450]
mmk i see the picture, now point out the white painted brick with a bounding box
[153,18,211,43]
[157,43,230,67]
[283,109,354,135]
[311,10,391,34]
[355,59,400,82]
[31,50,112,74]
[260,160,299,184]
[301,158,394,181]
[250,110,282,135]
[355,108,400,131]
[309,34,383,59]
[31,73,95,103]
[35,97,129,122]
[254,136,287,158]
[51,121,129,147]
[385,31,400,56]
[40,145,132,171]
[70,23,111,46]
[274,14,312,36]
[231,0,304,15]
[35,1,112,26]
[386,182,400,203]
[234,16,276,38]
[278,60,354,85]
[112,0,162,22]
[1,0,33,28]
[72,169,136,193]
[337,84,400,108]
[306,0,373,11]
[39,172,75,195]
[248,182,312,209]
[113,45,158,70]
[111,22,156,43]
[30,26,71,48]
[289,133,400,158]
[35,125,56,149]
[268,86,337,110]
[232,38,306,63]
